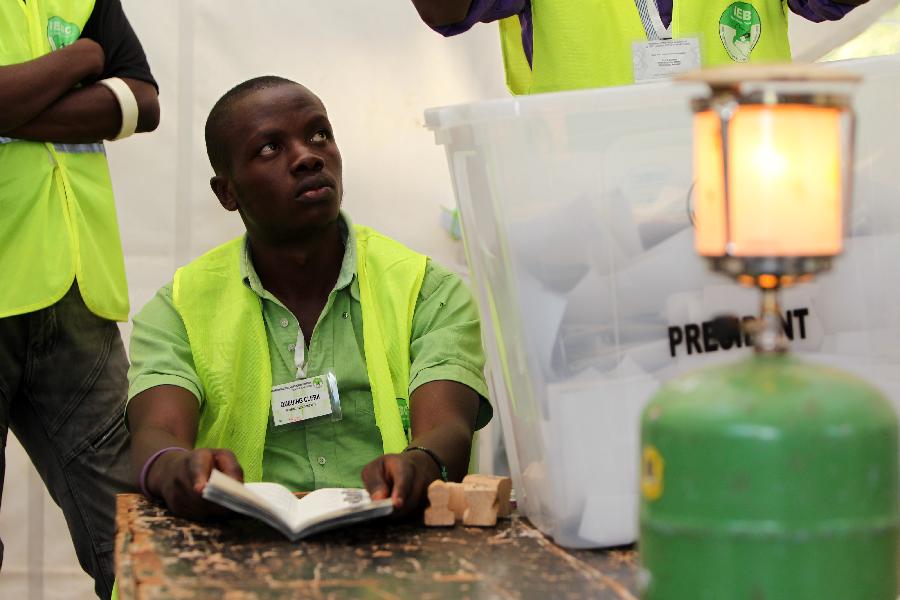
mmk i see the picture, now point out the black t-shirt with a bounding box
[80,0,158,91]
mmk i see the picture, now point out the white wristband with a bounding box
[97,77,139,140]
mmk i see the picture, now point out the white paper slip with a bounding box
[271,375,332,426]
[632,38,701,83]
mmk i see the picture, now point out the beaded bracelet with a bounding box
[404,446,449,482]
[139,446,188,498]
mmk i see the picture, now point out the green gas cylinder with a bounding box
[639,354,898,600]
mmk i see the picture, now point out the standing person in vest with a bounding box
[126,76,491,520]
[0,0,159,598]
[412,0,870,94]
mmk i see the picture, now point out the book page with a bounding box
[203,470,293,535]
[204,470,273,511]
[203,470,393,540]
[286,488,375,530]
[290,490,394,538]
[244,482,304,519]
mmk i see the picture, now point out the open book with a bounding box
[201,469,394,541]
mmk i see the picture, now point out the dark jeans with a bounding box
[0,283,134,599]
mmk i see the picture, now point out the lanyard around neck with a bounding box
[293,330,308,378]
[634,0,672,41]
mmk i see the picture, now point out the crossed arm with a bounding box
[127,380,480,520]
[0,37,159,143]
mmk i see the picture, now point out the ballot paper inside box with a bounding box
[425,54,900,550]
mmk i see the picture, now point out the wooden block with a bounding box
[462,484,498,527]
[424,481,456,527]
[424,506,456,527]
[463,474,513,518]
[427,480,450,506]
[446,482,467,520]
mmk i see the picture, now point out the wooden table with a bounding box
[115,494,639,599]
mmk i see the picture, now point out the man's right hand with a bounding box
[149,448,244,520]
[70,37,106,81]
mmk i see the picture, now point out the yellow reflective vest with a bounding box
[500,0,792,94]
[172,226,426,482]
[0,0,129,321]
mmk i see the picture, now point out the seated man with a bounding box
[127,76,491,518]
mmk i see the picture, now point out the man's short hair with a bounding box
[205,75,298,175]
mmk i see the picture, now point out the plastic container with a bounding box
[425,55,900,549]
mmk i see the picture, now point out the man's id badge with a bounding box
[271,375,333,426]
[632,38,701,83]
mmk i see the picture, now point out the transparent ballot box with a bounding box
[425,55,900,548]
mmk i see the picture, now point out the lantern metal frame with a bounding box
[682,65,860,351]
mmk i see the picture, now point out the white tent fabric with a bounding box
[1,1,896,597]
[789,0,899,61]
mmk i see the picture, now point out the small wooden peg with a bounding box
[424,481,455,527]
[463,474,512,518]
[446,482,467,520]
[462,483,498,527]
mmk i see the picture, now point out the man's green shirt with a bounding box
[128,215,490,490]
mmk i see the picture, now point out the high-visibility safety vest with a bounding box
[172,226,427,483]
[499,0,792,94]
[0,0,129,321]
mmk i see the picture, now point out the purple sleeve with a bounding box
[431,0,528,37]
[788,0,860,22]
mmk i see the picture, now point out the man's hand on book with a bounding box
[360,451,441,517]
[154,448,245,520]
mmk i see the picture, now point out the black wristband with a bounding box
[404,446,449,482]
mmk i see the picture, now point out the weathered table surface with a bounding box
[115,493,639,599]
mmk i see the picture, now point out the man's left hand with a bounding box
[361,451,440,517]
